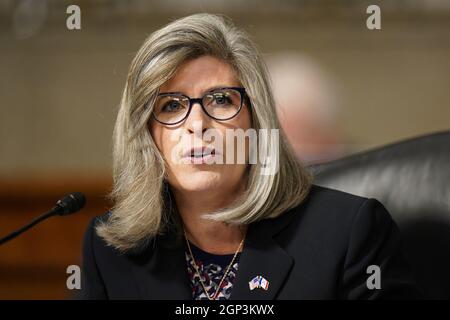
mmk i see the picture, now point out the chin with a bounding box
[176,171,224,192]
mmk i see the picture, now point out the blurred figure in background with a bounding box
[267,52,346,164]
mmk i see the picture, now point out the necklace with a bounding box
[183,228,245,300]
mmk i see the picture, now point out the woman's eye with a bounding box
[162,101,183,112]
[213,93,231,105]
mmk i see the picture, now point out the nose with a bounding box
[185,100,211,135]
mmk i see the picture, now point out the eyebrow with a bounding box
[158,85,239,96]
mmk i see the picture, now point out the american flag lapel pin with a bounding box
[259,276,270,290]
[249,276,261,290]
[249,275,269,291]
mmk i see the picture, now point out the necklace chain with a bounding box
[183,228,245,300]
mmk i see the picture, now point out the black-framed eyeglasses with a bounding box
[152,87,247,125]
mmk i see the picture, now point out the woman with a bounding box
[80,13,420,300]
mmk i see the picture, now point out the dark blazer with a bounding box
[79,184,421,299]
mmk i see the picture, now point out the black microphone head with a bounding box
[55,192,86,216]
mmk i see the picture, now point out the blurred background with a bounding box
[0,0,449,299]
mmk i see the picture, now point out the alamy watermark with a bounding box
[66,5,81,30]
[66,264,81,290]
[366,5,381,30]
[168,121,280,176]
[366,264,382,290]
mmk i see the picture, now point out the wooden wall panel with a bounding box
[0,174,112,299]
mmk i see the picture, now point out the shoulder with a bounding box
[285,184,375,229]
[83,211,159,260]
[273,185,420,299]
[82,212,131,264]
[301,184,369,213]
[295,184,392,225]
[83,212,110,249]
[80,212,152,299]
[82,212,116,261]
[270,184,395,252]
[81,211,155,283]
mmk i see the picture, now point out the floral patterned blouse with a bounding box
[185,241,241,300]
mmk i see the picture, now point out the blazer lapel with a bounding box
[129,208,298,300]
[129,235,192,299]
[230,211,296,300]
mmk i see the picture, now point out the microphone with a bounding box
[54,192,86,216]
[0,192,86,246]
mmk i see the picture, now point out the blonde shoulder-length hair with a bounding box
[96,13,313,252]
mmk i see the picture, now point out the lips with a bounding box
[182,146,216,159]
[180,145,222,164]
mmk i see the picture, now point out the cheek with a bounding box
[230,106,253,158]
[150,122,175,161]
[152,129,184,186]
[237,104,252,129]
[149,122,162,151]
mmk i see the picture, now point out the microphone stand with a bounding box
[0,207,60,245]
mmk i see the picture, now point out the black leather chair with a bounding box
[308,130,450,299]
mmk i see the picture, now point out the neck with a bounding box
[172,186,247,255]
